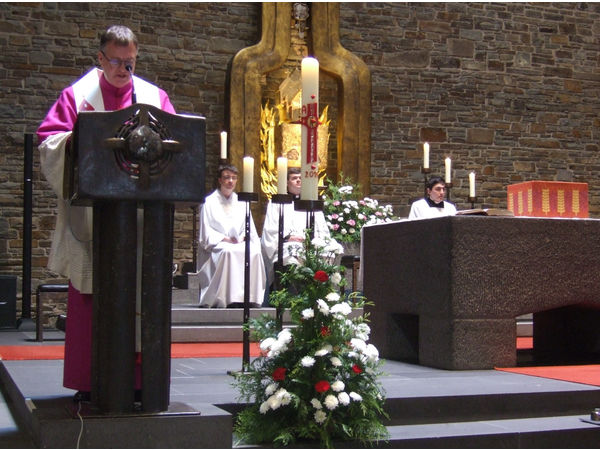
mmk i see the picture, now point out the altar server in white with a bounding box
[197,164,266,307]
[261,167,336,288]
[408,176,457,220]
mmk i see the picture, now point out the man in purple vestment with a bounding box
[37,25,175,402]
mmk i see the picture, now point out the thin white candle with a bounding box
[445,157,452,184]
[469,172,476,198]
[277,157,288,195]
[220,131,227,159]
[423,142,429,169]
[300,56,319,201]
[243,156,254,193]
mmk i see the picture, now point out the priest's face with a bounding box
[287,173,301,196]
[427,182,446,204]
[218,169,238,198]
[98,41,138,89]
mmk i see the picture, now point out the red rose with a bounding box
[320,326,330,337]
[314,270,329,282]
[273,367,286,381]
[314,380,330,393]
[352,364,363,374]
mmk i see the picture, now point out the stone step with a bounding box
[383,415,600,448]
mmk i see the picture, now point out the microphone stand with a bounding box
[126,64,137,104]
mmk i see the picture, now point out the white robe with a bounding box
[408,198,457,220]
[197,189,266,307]
[261,200,332,284]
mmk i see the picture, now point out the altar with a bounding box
[362,215,600,370]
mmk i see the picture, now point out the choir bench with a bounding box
[363,215,600,370]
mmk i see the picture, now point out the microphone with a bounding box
[125,64,137,104]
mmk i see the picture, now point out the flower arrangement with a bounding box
[233,233,388,448]
[321,176,395,244]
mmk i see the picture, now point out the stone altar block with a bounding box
[362,216,600,370]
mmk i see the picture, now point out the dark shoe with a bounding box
[73,391,90,402]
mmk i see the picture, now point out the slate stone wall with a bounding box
[1,2,599,312]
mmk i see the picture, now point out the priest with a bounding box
[408,176,457,220]
[37,25,176,402]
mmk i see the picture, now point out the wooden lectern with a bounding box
[69,104,205,414]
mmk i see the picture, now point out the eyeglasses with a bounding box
[100,50,136,68]
[221,175,238,181]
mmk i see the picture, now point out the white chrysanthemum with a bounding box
[349,392,363,402]
[365,343,379,362]
[278,328,292,344]
[339,186,353,194]
[316,299,330,315]
[301,356,316,367]
[330,272,342,286]
[354,323,371,340]
[314,409,327,424]
[331,302,352,316]
[343,207,351,214]
[348,350,359,359]
[341,229,347,235]
[276,388,291,406]
[259,401,270,414]
[350,338,367,353]
[268,339,286,357]
[330,356,342,367]
[331,380,345,392]
[338,392,351,406]
[260,337,276,352]
[265,383,278,396]
[311,398,322,410]
[315,344,332,357]
[301,308,315,319]
[324,394,339,410]
[326,292,340,303]
[267,394,282,410]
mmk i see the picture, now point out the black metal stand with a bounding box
[294,199,324,240]
[271,194,293,330]
[468,196,477,209]
[445,182,453,202]
[236,191,258,373]
[19,133,35,331]
[421,167,431,198]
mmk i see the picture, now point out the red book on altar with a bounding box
[507,181,588,218]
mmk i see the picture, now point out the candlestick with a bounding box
[220,131,227,160]
[277,157,288,195]
[300,57,319,201]
[469,172,476,198]
[445,157,452,184]
[242,156,254,193]
[423,142,429,169]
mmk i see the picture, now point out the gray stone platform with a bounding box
[363,216,600,370]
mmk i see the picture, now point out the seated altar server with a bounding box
[261,167,336,291]
[197,164,266,308]
[37,25,175,401]
[408,176,457,220]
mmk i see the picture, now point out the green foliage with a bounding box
[321,175,395,244]
[233,232,389,448]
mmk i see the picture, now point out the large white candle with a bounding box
[469,172,476,197]
[277,157,288,195]
[220,131,227,159]
[300,57,319,201]
[243,156,254,193]
[445,157,452,184]
[423,142,429,169]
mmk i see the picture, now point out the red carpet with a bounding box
[0,342,261,361]
[496,365,600,387]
